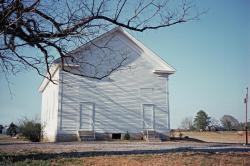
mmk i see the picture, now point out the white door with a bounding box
[142,104,154,130]
[80,102,94,130]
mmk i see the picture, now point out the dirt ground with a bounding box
[0,140,228,153]
[1,133,250,165]
[0,132,250,154]
[0,135,244,154]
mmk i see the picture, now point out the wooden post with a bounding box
[244,87,248,145]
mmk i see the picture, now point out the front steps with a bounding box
[78,130,95,141]
[78,130,163,141]
[143,130,161,142]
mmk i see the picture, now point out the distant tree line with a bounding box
[180,110,250,131]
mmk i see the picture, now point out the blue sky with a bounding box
[0,0,249,128]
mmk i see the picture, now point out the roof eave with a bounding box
[153,70,175,75]
[38,64,60,92]
[117,28,176,72]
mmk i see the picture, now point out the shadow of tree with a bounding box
[1,147,250,163]
[170,137,206,142]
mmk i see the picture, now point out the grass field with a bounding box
[0,151,249,166]
[173,131,250,144]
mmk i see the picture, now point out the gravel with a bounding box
[1,141,250,154]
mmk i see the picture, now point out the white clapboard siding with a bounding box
[41,69,59,141]
[59,30,170,134]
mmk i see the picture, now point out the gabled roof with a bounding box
[38,27,175,92]
[38,64,59,92]
[116,27,175,73]
[54,27,176,72]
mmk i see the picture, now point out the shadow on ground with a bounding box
[170,137,205,142]
[1,147,250,163]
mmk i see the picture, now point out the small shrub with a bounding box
[179,132,183,140]
[19,118,43,142]
[124,131,130,140]
[170,129,175,137]
[6,123,18,137]
[0,125,3,134]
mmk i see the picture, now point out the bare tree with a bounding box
[180,117,193,130]
[0,0,203,82]
[208,116,220,131]
[220,115,239,131]
[210,117,220,127]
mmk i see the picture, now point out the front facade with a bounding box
[39,27,175,142]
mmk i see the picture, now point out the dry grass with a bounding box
[174,131,249,143]
[4,152,248,166]
[0,134,14,141]
[0,134,29,144]
[58,152,250,166]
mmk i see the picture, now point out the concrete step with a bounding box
[143,130,162,142]
[80,136,95,141]
[78,130,95,141]
[147,137,161,142]
[78,130,94,136]
[143,130,156,135]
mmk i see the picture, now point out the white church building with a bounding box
[39,27,175,142]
